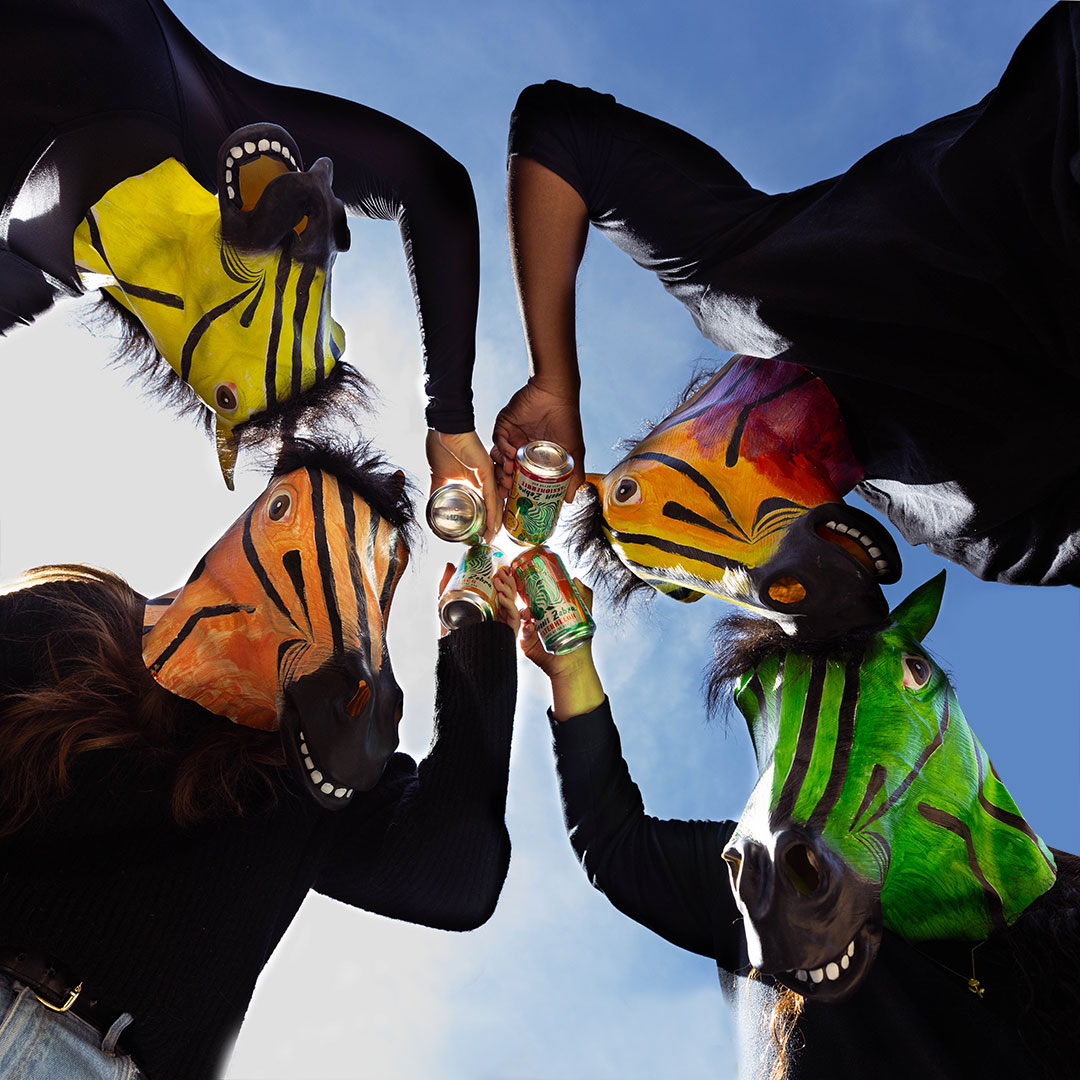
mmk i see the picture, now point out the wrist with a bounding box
[526,368,581,398]
[548,646,604,721]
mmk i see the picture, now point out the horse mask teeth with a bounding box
[726,572,1056,999]
[140,459,409,807]
[72,123,348,481]
[587,354,901,638]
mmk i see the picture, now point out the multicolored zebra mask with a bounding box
[142,445,408,809]
[73,123,348,488]
[723,572,1056,1002]
[585,355,901,638]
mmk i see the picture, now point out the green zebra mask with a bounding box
[723,572,1056,1001]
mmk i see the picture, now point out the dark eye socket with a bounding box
[902,654,932,689]
[613,478,640,504]
[214,383,238,412]
[268,492,292,521]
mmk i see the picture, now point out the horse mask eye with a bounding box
[901,654,931,689]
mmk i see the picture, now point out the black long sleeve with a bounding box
[0,0,480,431]
[316,622,516,930]
[550,698,742,971]
[0,584,517,1079]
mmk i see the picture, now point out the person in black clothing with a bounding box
[516,579,1079,1080]
[0,450,519,1079]
[1,0,498,524]
[494,3,1080,587]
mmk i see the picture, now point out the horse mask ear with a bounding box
[889,570,946,642]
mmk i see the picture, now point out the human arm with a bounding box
[313,620,516,930]
[190,47,497,517]
[493,156,589,502]
[498,81,775,501]
[517,578,742,965]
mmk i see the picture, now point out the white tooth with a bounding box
[826,963,840,981]
[875,559,888,570]
[311,770,323,784]
[835,524,849,534]
[282,146,292,159]
[304,756,313,770]
[334,787,347,798]
[226,186,235,200]
[826,521,836,529]
[841,955,850,970]
[345,789,354,798]
[271,140,281,152]
[848,530,861,540]
[300,742,308,755]
[230,146,243,159]
[224,169,232,184]
[860,535,872,546]
[868,547,882,558]
[847,941,855,957]
[321,782,334,794]
[244,140,257,154]
[258,138,270,151]
[795,970,808,982]
[810,968,824,984]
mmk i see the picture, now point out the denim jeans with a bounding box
[0,973,143,1079]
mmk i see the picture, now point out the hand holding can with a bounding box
[503,442,574,546]
[510,546,595,654]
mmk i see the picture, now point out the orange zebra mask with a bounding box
[142,443,410,808]
[582,356,901,639]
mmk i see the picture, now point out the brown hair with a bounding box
[0,565,284,836]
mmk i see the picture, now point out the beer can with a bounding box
[438,543,500,629]
[511,546,595,654]
[503,441,574,546]
[426,482,486,544]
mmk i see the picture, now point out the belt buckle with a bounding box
[33,981,82,1013]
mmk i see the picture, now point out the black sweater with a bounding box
[0,582,516,1079]
[509,4,1080,586]
[0,0,479,432]
[552,700,1073,1080]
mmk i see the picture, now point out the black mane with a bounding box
[702,611,889,722]
[565,483,656,608]
[272,435,417,547]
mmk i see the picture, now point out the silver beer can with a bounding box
[438,543,501,629]
[426,482,486,544]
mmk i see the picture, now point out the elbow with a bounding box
[399,139,476,222]
[434,828,511,932]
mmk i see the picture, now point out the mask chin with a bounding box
[216,123,349,264]
[278,653,402,810]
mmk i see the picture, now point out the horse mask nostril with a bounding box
[347,680,371,717]
[784,842,822,895]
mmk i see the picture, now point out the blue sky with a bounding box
[1,2,1075,1078]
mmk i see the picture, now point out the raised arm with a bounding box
[155,0,500,532]
[515,578,742,967]
[314,620,516,931]
[493,156,589,500]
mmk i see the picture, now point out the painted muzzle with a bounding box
[723,827,882,1002]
